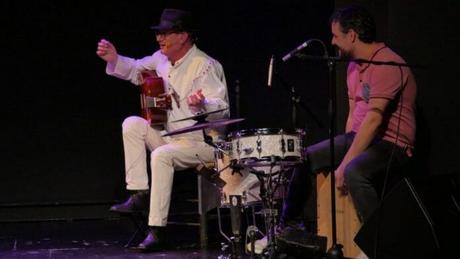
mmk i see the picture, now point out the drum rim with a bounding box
[228,128,304,138]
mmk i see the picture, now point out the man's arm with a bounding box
[187,60,229,119]
[335,97,389,189]
[345,98,355,133]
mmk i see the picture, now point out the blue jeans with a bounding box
[282,132,411,224]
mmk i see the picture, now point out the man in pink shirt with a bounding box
[280,5,417,232]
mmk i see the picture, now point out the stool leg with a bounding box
[200,211,208,249]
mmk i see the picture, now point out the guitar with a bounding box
[139,70,172,125]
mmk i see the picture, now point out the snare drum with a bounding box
[228,128,305,167]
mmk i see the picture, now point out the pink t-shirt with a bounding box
[347,45,417,148]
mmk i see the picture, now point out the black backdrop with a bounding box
[2,0,459,220]
[1,1,333,212]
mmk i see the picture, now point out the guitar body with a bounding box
[139,71,171,125]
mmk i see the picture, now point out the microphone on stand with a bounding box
[267,55,274,87]
[282,39,312,62]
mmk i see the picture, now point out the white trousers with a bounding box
[122,116,215,226]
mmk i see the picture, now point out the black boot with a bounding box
[136,226,165,252]
[110,190,149,213]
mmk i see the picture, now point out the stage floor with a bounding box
[0,218,227,259]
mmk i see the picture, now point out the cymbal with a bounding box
[162,118,244,137]
[171,107,229,123]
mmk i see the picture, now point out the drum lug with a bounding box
[280,136,286,157]
[242,147,254,155]
[256,135,262,157]
[236,140,241,158]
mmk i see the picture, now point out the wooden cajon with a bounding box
[316,172,363,258]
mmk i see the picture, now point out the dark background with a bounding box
[1,0,333,211]
[1,0,459,221]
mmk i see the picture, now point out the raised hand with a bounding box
[96,39,118,64]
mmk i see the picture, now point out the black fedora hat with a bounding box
[151,9,197,33]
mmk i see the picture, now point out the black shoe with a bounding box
[110,190,149,213]
[136,227,165,252]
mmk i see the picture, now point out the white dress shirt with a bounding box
[106,45,229,141]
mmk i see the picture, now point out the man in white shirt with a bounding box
[96,8,229,251]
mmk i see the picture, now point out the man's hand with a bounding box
[187,89,206,113]
[335,164,348,196]
[96,39,118,64]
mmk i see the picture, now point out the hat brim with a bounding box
[150,25,173,32]
[150,20,176,32]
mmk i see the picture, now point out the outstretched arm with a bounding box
[96,39,118,64]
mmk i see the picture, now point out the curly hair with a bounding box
[329,5,376,43]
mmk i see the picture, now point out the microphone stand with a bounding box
[326,55,343,259]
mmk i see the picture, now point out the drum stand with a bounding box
[217,195,251,259]
[217,160,289,259]
[217,160,267,259]
[255,158,292,259]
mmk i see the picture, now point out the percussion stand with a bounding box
[216,164,262,259]
[254,157,287,259]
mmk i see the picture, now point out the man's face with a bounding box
[155,31,187,58]
[331,21,353,58]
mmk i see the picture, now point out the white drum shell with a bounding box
[230,128,304,166]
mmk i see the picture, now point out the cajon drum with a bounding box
[316,172,362,258]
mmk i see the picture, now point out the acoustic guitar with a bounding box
[139,70,172,125]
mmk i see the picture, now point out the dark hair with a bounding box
[329,5,376,43]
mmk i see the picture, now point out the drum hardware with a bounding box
[162,118,245,137]
[228,128,305,167]
[243,147,254,155]
[216,128,306,258]
[218,158,292,259]
[256,135,262,156]
[170,107,229,123]
[215,127,306,258]
[218,195,256,259]
[215,142,233,158]
[245,225,264,259]
[280,138,286,155]
[217,164,275,259]
[236,136,241,156]
[256,157,288,258]
[195,154,227,188]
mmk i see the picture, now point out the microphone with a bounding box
[282,39,312,62]
[267,55,274,87]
